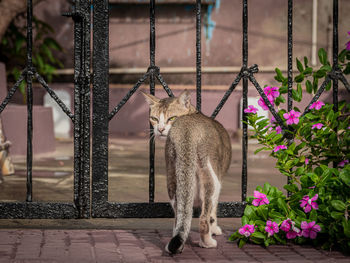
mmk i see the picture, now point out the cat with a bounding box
[142,90,232,254]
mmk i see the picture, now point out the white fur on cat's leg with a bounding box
[207,159,222,236]
[170,198,177,236]
[199,236,217,248]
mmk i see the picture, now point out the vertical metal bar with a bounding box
[241,0,248,202]
[26,0,34,202]
[288,0,293,112]
[196,0,202,111]
[92,0,109,216]
[73,0,90,218]
[287,0,293,194]
[332,0,338,112]
[149,0,156,203]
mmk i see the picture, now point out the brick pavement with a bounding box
[0,229,348,263]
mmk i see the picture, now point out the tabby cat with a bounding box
[142,90,232,254]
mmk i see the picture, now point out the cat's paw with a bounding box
[199,237,217,248]
[165,235,184,254]
[211,226,222,236]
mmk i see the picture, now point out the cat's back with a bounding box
[168,112,230,148]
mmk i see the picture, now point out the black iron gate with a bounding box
[0,0,349,219]
[0,0,91,218]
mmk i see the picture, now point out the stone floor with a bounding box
[0,229,348,263]
[0,137,348,262]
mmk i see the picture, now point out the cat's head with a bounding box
[142,90,196,138]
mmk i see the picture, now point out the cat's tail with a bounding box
[165,145,196,254]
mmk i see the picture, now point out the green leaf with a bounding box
[325,80,332,91]
[306,80,313,93]
[304,67,313,75]
[294,74,304,83]
[242,215,249,225]
[263,182,272,194]
[283,184,299,193]
[252,231,265,239]
[309,209,317,221]
[314,69,327,78]
[318,48,328,65]
[297,84,303,101]
[296,58,304,72]
[244,205,258,219]
[331,200,346,212]
[279,86,288,94]
[304,56,309,67]
[254,147,270,155]
[342,219,350,238]
[257,205,268,221]
[339,169,350,186]
[238,238,246,248]
[277,198,289,215]
[269,210,284,219]
[344,63,350,75]
[275,68,285,82]
[331,211,344,220]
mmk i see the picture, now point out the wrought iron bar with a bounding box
[92,0,110,216]
[332,0,338,112]
[35,72,74,121]
[0,71,26,113]
[72,0,90,218]
[287,0,293,194]
[109,71,151,120]
[338,73,350,92]
[241,0,248,202]
[301,76,331,117]
[149,0,156,203]
[156,72,174,97]
[196,0,202,111]
[211,73,242,118]
[288,0,293,112]
[26,0,34,202]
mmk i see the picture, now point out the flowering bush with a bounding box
[230,45,350,252]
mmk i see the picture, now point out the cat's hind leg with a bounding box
[209,169,222,236]
[198,160,218,248]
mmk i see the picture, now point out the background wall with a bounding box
[10,0,350,136]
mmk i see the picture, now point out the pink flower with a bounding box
[300,194,319,213]
[283,110,301,125]
[311,123,323,130]
[252,191,269,206]
[244,105,258,114]
[274,145,287,152]
[280,219,302,239]
[258,97,274,111]
[305,158,309,165]
[264,86,280,99]
[301,221,321,239]
[239,224,255,237]
[275,126,282,134]
[265,220,279,237]
[338,159,349,167]
[310,101,325,110]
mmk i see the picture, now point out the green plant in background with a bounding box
[230,40,350,253]
[0,14,63,103]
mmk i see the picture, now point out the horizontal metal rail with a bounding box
[56,66,300,75]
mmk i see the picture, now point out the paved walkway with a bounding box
[0,229,348,263]
[0,139,349,262]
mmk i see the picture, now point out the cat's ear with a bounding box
[141,92,160,106]
[178,90,191,109]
